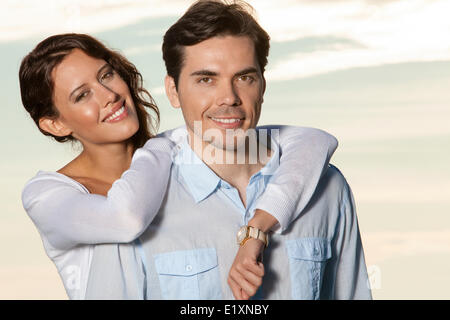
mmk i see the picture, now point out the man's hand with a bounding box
[227,238,265,300]
[228,209,277,299]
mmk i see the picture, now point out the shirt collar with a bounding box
[175,137,221,203]
[174,133,280,203]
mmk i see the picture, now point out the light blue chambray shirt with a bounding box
[85,136,372,300]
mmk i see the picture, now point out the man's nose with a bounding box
[216,81,241,107]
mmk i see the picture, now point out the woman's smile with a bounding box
[103,100,129,123]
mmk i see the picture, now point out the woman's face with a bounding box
[50,48,139,147]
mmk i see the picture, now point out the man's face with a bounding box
[166,35,266,151]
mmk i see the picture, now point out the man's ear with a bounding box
[165,75,181,109]
[261,75,266,104]
[38,117,72,137]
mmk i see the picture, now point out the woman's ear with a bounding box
[38,117,72,137]
[164,75,181,109]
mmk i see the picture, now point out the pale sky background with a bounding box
[1,0,449,299]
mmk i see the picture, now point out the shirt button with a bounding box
[186,265,193,272]
[313,248,319,255]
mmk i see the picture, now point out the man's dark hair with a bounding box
[162,0,270,88]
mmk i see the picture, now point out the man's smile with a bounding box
[209,116,244,129]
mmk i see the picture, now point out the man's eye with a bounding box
[198,77,212,84]
[238,75,254,83]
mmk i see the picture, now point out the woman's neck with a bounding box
[60,141,135,185]
[81,142,134,183]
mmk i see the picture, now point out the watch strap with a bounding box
[240,226,268,247]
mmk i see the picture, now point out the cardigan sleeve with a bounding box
[254,125,338,233]
[22,137,174,251]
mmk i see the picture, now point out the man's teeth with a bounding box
[106,106,125,121]
[211,117,241,124]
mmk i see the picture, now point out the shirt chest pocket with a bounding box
[153,248,222,299]
[285,238,332,300]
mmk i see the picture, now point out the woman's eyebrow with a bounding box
[96,63,111,79]
[69,63,110,100]
[69,83,86,100]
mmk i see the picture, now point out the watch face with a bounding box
[237,226,247,243]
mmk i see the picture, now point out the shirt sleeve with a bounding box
[323,178,372,300]
[22,137,174,251]
[254,125,338,233]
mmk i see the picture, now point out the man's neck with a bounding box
[188,133,272,207]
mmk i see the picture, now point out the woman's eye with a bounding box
[100,70,114,82]
[75,91,89,102]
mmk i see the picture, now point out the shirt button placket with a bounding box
[312,247,320,299]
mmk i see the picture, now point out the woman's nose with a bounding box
[98,84,120,109]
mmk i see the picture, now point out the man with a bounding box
[85,0,371,300]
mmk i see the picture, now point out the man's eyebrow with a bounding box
[190,67,259,78]
[234,67,258,77]
[190,70,218,77]
[69,63,110,100]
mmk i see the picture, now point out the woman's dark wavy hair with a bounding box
[162,0,270,88]
[19,33,159,150]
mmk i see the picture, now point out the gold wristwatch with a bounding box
[236,226,269,247]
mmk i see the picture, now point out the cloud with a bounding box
[2,0,449,81]
[149,85,165,96]
[266,45,450,82]
[258,0,450,80]
[362,230,450,265]
[123,44,161,57]
[0,0,188,42]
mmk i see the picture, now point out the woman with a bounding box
[20,33,337,299]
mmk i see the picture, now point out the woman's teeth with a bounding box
[211,117,241,124]
[105,105,125,122]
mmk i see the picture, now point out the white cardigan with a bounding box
[22,125,337,299]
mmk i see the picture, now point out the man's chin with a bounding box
[209,129,250,149]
